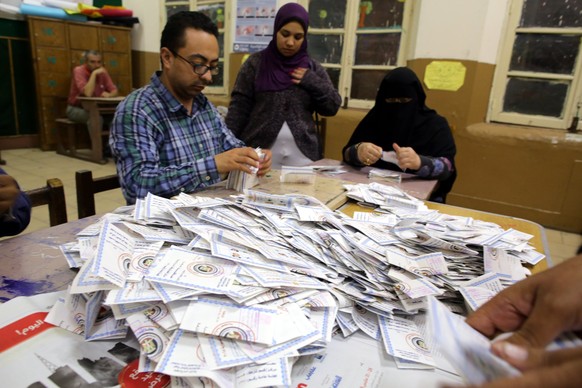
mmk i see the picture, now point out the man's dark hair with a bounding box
[160,11,219,52]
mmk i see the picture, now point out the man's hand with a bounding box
[445,346,582,388]
[214,147,265,175]
[257,149,272,176]
[0,174,21,214]
[465,254,582,348]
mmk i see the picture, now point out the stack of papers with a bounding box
[225,147,264,192]
[46,183,548,386]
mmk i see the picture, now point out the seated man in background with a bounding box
[0,168,31,237]
[110,11,271,205]
[342,67,456,203]
[66,50,119,125]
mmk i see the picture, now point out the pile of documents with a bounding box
[46,183,547,387]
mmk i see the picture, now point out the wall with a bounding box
[2,0,578,231]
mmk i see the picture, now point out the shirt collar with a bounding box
[151,71,208,114]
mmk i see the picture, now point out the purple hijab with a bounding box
[255,3,310,92]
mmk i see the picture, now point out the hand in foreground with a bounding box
[393,143,421,170]
[0,174,21,214]
[443,345,582,388]
[465,254,582,348]
[357,142,382,166]
[214,147,264,175]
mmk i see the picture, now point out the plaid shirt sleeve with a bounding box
[110,83,245,204]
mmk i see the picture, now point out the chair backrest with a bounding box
[313,114,327,157]
[25,178,68,226]
[75,169,121,219]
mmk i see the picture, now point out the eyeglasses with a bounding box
[170,50,219,76]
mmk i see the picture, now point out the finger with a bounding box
[465,282,533,337]
[459,356,582,388]
[392,143,400,153]
[510,303,570,347]
[492,342,582,372]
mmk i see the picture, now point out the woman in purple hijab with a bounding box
[226,3,341,168]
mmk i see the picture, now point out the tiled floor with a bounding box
[1,148,581,265]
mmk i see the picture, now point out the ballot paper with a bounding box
[226,147,264,192]
[43,182,550,387]
[381,150,401,166]
[426,296,519,384]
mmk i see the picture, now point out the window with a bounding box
[299,0,412,109]
[489,0,582,130]
[163,0,230,94]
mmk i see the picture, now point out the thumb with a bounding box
[392,143,400,153]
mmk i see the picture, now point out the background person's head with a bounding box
[83,50,102,72]
[273,3,309,58]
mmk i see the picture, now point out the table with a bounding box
[0,215,98,302]
[76,96,125,164]
[310,158,438,201]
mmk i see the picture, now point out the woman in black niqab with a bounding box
[343,67,457,203]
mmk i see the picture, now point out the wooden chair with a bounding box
[75,170,121,219]
[25,178,68,226]
[313,114,327,156]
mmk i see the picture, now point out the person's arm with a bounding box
[100,70,119,98]
[342,112,382,167]
[110,96,251,203]
[343,142,382,166]
[292,60,341,116]
[225,58,257,137]
[0,171,31,237]
[81,67,107,98]
[392,143,454,180]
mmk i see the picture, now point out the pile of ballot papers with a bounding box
[45,182,547,387]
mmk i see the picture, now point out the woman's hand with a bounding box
[290,67,308,84]
[356,142,382,166]
[393,143,421,170]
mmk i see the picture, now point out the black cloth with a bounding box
[342,67,457,202]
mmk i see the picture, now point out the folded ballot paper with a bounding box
[225,147,264,192]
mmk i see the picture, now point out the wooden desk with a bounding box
[310,158,438,202]
[75,96,125,164]
[0,215,98,302]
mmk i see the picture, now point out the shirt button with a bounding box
[180,187,185,192]
[205,176,211,181]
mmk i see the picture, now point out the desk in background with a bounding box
[67,96,124,164]
[310,158,438,202]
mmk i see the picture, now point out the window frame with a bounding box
[298,0,413,109]
[488,0,582,130]
[162,0,231,95]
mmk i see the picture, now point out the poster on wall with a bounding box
[233,0,277,53]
